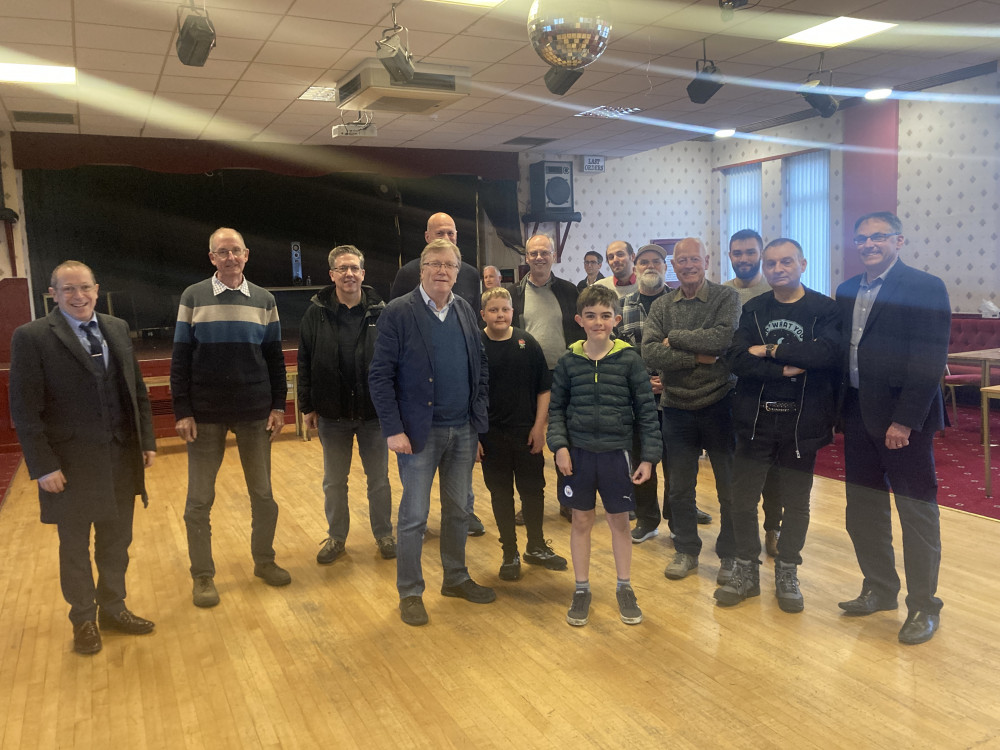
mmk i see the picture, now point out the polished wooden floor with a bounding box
[1,434,999,750]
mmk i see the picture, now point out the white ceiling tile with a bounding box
[242,63,324,86]
[254,42,345,69]
[5,95,76,112]
[229,80,312,99]
[0,0,71,21]
[394,2,489,34]
[211,109,280,125]
[76,48,164,74]
[209,0,294,13]
[209,37,265,63]
[286,0,384,24]
[77,69,159,91]
[431,36,527,64]
[160,57,249,80]
[201,8,284,41]
[157,75,235,95]
[0,17,71,45]
[74,0,175,30]
[0,43,75,66]
[218,97,289,114]
[270,16,370,49]
[74,23,172,54]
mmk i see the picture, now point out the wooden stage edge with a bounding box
[0,435,998,750]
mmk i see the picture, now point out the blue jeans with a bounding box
[662,392,736,559]
[395,423,476,598]
[317,416,392,542]
[183,419,279,579]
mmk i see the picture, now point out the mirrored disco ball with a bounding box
[527,0,612,70]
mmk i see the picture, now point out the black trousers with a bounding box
[56,438,138,626]
[633,411,665,528]
[843,389,942,614]
[481,426,546,553]
[730,411,816,566]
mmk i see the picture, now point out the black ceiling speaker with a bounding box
[687,45,724,105]
[544,67,584,96]
[176,5,216,67]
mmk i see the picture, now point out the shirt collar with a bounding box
[669,279,709,303]
[526,273,553,289]
[212,273,251,297]
[861,257,898,289]
[419,283,454,313]
[615,272,637,287]
[61,309,98,329]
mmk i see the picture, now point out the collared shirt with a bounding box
[61,309,109,365]
[212,274,251,297]
[849,257,898,388]
[419,283,454,322]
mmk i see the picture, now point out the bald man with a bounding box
[389,212,481,310]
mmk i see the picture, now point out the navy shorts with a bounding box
[557,447,635,514]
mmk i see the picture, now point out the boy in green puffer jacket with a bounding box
[548,285,662,627]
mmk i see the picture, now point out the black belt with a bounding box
[760,401,798,413]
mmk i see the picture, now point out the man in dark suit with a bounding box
[835,212,951,645]
[369,238,493,626]
[9,261,157,655]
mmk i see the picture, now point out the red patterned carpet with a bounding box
[813,404,1000,520]
[0,452,22,512]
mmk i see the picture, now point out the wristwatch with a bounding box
[765,343,776,358]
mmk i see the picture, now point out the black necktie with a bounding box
[80,321,105,369]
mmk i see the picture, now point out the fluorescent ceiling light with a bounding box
[864,88,893,100]
[779,17,896,47]
[0,63,76,84]
[714,128,736,138]
[422,0,505,7]
[575,105,642,119]
[299,86,338,101]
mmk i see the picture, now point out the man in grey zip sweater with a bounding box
[714,239,841,613]
[642,237,741,584]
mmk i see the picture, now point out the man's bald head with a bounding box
[425,213,458,245]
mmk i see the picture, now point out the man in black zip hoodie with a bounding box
[714,238,841,613]
[298,245,395,565]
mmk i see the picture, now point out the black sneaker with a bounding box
[566,589,591,626]
[468,513,486,537]
[616,585,643,625]
[523,541,568,570]
[499,552,521,581]
[631,523,659,544]
[317,538,345,565]
[775,561,804,613]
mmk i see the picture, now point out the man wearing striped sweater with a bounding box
[171,227,291,608]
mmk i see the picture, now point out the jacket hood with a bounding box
[568,338,632,357]
[310,284,384,311]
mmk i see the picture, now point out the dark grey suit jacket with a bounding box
[9,309,156,524]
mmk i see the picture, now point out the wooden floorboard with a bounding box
[1,433,999,749]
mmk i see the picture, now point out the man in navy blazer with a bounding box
[369,238,492,626]
[835,212,951,645]
[9,261,157,655]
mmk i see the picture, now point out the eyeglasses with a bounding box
[583,259,600,266]
[526,251,552,259]
[213,248,246,258]
[422,261,460,271]
[332,265,362,274]
[853,232,899,245]
[56,284,96,295]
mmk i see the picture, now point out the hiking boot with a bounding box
[775,561,804,613]
[616,585,643,625]
[717,556,735,585]
[566,589,592,626]
[499,551,521,581]
[254,561,292,586]
[316,538,345,565]
[664,552,699,580]
[468,513,486,537]
[765,529,781,558]
[377,536,397,560]
[193,576,219,608]
[631,523,659,544]
[523,541,568,570]
[714,558,760,606]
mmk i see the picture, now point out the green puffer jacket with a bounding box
[547,339,662,462]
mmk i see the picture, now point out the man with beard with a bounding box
[594,240,637,297]
[723,229,782,558]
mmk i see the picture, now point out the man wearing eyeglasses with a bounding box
[577,250,605,291]
[369,238,493,626]
[171,227,291,609]
[298,245,395,567]
[835,212,951,645]
[10,261,157,654]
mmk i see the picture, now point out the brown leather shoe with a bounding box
[73,621,102,654]
[765,529,780,558]
[98,608,155,635]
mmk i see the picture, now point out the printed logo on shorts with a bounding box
[563,485,574,498]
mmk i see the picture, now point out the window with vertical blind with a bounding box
[722,163,762,280]
[782,150,830,294]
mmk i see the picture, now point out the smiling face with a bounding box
[575,303,620,345]
[855,217,903,279]
[50,264,99,322]
[525,235,554,279]
[209,229,248,284]
[605,241,634,281]
[671,239,708,291]
[635,250,666,293]
[420,246,460,300]
[329,250,365,298]
[762,241,806,290]
[729,238,762,281]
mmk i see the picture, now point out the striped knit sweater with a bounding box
[170,277,286,423]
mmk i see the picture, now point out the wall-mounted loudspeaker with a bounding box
[529,160,574,215]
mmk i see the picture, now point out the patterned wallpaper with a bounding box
[897,72,1000,312]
